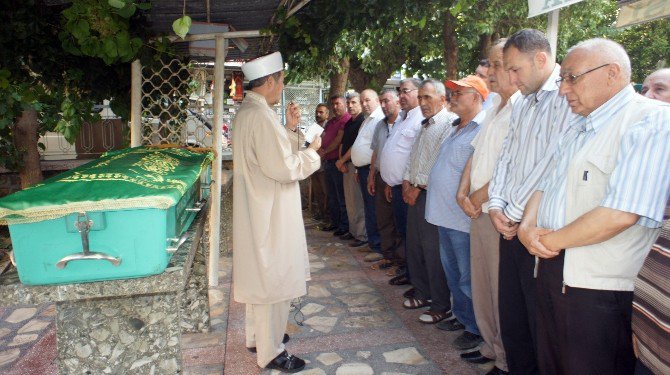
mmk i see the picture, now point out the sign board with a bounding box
[617,0,670,28]
[528,0,585,17]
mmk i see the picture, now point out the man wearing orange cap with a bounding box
[233,51,321,372]
[426,76,488,351]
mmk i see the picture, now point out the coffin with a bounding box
[0,147,213,285]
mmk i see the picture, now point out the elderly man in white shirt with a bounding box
[350,89,385,260]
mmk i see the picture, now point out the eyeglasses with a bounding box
[556,63,610,86]
[451,90,477,97]
[397,88,417,94]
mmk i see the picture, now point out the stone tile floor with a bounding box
[0,215,493,374]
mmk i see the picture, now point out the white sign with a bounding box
[617,0,670,28]
[528,0,585,18]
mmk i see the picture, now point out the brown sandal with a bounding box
[419,310,450,324]
[403,297,430,309]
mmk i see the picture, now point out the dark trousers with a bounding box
[498,235,539,375]
[357,166,380,251]
[406,191,451,312]
[311,170,329,221]
[374,174,403,263]
[391,185,407,240]
[537,251,636,375]
[324,160,348,232]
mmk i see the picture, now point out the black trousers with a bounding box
[537,251,636,375]
[498,235,539,374]
[406,191,451,312]
[374,172,403,264]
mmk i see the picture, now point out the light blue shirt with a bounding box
[425,112,483,232]
[537,85,670,230]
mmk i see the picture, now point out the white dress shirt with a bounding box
[351,106,384,167]
[379,106,424,186]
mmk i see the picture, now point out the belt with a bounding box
[356,164,370,169]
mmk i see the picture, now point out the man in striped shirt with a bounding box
[487,29,572,374]
[518,39,670,374]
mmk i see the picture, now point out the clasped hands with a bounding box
[517,221,561,259]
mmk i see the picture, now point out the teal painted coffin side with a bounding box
[9,208,171,285]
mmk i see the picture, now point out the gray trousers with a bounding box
[406,190,451,312]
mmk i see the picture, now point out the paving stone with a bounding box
[356,351,371,359]
[5,307,37,323]
[9,333,39,346]
[336,294,380,307]
[381,373,413,375]
[17,319,51,334]
[40,304,56,318]
[303,316,338,333]
[296,368,326,375]
[335,363,374,375]
[382,347,428,365]
[301,303,325,315]
[0,327,10,339]
[349,305,385,313]
[310,262,325,271]
[341,314,393,328]
[316,352,343,366]
[208,289,224,304]
[0,348,21,367]
[341,284,374,294]
[308,285,331,298]
[326,306,345,316]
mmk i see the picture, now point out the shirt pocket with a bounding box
[576,153,615,207]
[397,128,418,150]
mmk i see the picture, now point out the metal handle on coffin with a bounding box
[56,212,122,269]
[166,232,189,254]
[185,199,206,212]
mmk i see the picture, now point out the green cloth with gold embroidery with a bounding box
[0,147,213,225]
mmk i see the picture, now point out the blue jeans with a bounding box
[324,160,348,232]
[356,166,380,251]
[438,226,479,335]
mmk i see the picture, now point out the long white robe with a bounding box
[232,91,320,304]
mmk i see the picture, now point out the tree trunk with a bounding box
[442,10,458,80]
[328,57,349,99]
[348,56,403,93]
[13,108,43,188]
[478,34,492,60]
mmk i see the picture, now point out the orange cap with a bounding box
[445,75,489,101]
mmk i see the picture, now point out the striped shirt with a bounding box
[537,86,670,229]
[488,65,573,222]
[633,199,670,375]
[403,108,458,186]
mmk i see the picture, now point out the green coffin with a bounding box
[0,147,213,285]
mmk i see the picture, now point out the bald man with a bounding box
[518,39,670,375]
[641,68,670,103]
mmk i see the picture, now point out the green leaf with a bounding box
[172,15,192,39]
[136,3,151,10]
[108,0,126,9]
[103,39,118,57]
[117,3,137,18]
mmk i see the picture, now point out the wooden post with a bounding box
[208,36,227,286]
[130,59,142,147]
[547,9,560,57]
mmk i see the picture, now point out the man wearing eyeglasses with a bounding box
[379,78,424,287]
[487,29,572,375]
[518,38,670,374]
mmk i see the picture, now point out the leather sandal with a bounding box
[419,310,450,324]
[369,259,393,270]
[403,297,430,309]
[265,350,306,373]
[389,274,409,285]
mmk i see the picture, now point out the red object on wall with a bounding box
[232,71,244,101]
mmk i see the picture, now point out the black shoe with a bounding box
[389,274,410,285]
[264,350,305,373]
[453,331,483,350]
[247,333,290,353]
[486,366,510,375]
[320,224,336,231]
[402,287,415,298]
[339,232,354,240]
[333,229,347,236]
[436,319,464,331]
[349,239,368,247]
[460,350,493,364]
